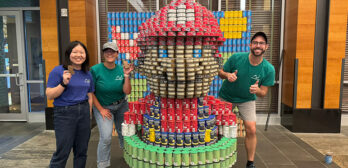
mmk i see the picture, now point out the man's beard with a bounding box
[251,48,265,57]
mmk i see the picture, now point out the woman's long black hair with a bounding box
[62,41,89,72]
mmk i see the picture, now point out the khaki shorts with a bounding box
[220,98,256,121]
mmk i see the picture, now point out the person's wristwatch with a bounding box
[60,81,67,88]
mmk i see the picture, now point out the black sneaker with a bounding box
[246,163,256,168]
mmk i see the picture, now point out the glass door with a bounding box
[0,11,27,121]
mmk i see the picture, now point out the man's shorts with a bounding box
[220,98,256,122]
[232,101,256,122]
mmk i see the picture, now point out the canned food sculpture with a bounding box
[136,0,225,99]
[122,0,238,167]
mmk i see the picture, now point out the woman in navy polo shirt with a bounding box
[46,41,94,168]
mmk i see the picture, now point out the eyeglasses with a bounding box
[251,41,266,46]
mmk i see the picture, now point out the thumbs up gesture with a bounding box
[227,70,238,82]
[249,80,259,94]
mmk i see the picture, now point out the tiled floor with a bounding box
[0,123,346,168]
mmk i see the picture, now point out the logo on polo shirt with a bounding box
[251,75,260,81]
[115,75,123,80]
[85,79,91,84]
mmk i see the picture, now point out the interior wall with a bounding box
[324,0,348,109]
[40,0,59,107]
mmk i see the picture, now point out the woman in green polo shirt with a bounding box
[91,42,133,168]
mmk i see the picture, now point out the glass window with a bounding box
[24,10,43,81]
[0,0,39,7]
[27,83,45,112]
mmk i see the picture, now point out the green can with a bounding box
[190,166,199,168]
[232,152,237,164]
[164,150,173,166]
[206,163,214,168]
[220,159,226,168]
[144,161,150,168]
[181,150,190,166]
[137,159,144,168]
[219,146,226,161]
[213,162,220,168]
[198,165,206,168]
[132,143,138,158]
[138,145,144,160]
[149,149,157,164]
[149,163,156,168]
[132,158,137,168]
[213,148,220,163]
[157,150,165,166]
[190,150,198,166]
[144,147,150,162]
[198,149,206,165]
[206,149,214,164]
[173,150,181,166]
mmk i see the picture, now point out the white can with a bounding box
[186,9,194,13]
[230,125,238,138]
[116,26,121,33]
[121,122,129,136]
[177,17,187,21]
[177,9,186,13]
[168,17,177,21]
[223,125,230,138]
[124,33,129,40]
[168,9,176,13]
[133,33,138,39]
[186,13,195,17]
[121,33,125,40]
[129,40,134,46]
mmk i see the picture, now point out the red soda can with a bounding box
[137,114,143,125]
[161,98,167,108]
[119,40,124,46]
[168,120,175,132]
[124,112,130,124]
[191,98,197,109]
[167,98,175,108]
[175,99,183,109]
[116,33,121,40]
[167,108,175,121]
[191,120,198,132]
[161,119,168,132]
[161,108,167,120]
[184,120,191,132]
[125,40,129,46]
[190,113,197,121]
[128,102,134,113]
[183,99,190,109]
[140,102,146,114]
[183,109,191,117]
[223,114,230,125]
[176,120,183,133]
[176,109,183,121]
[130,113,136,124]
[216,114,222,125]
[134,102,140,114]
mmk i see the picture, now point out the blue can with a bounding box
[161,132,168,147]
[115,12,120,18]
[325,153,333,164]
[120,12,124,18]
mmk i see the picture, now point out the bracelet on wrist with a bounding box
[60,81,67,88]
[124,74,129,77]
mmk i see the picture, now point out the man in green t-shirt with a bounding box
[219,32,275,168]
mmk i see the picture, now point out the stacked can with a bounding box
[124,135,237,168]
